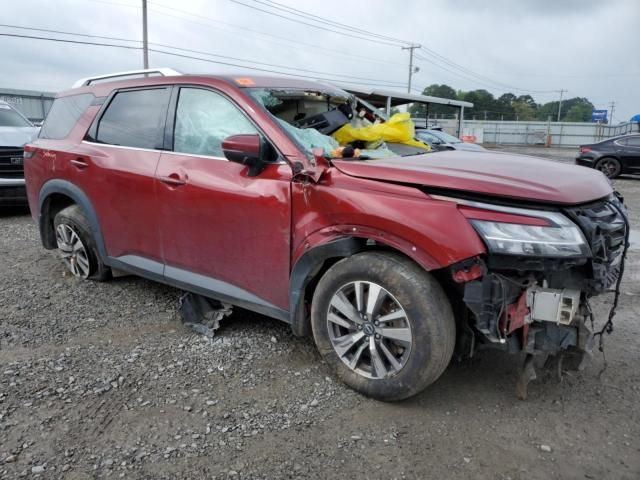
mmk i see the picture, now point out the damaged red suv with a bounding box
[24,69,628,401]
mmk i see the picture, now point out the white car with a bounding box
[0,101,39,205]
[416,128,486,152]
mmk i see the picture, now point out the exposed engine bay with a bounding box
[446,193,629,398]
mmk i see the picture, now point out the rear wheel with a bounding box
[54,205,110,281]
[311,252,456,401]
[595,157,621,178]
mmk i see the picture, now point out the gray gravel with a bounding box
[1,147,639,479]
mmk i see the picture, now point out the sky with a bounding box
[0,0,638,122]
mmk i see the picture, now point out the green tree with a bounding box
[459,89,497,120]
[536,97,594,122]
[564,103,593,122]
[409,84,458,118]
[512,101,536,121]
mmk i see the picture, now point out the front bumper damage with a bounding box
[454,194,629,398]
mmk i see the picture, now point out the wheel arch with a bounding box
[38,180,107,261]
[289,232,442,337]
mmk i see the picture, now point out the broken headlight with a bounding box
[470,214,590,257]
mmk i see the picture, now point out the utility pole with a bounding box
[608,101,616,125]
[401,44,421,93]
[142,0,149,69]
[556,89,567,122]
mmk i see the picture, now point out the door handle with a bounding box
[70,158,89,169]
[159,173,187,186]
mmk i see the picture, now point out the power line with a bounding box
[417,47,557,94]
[0,32,142,50]
[226,0,404,47]
[0,23,140,44]
[148,41,406,85]
[0,24,405,85]
[146,47,404,87]
[226,0,558,95]
[247,0,411,46]
[0,30,406,89]
[146,1,405,67]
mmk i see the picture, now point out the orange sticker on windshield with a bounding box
[235,78,255,86]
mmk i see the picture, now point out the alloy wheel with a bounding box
[596,159,619,178]
[326,281,412,379]
[56,224,91,278]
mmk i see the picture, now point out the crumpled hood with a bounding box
[332,150,613,205]
[0,127,39,147]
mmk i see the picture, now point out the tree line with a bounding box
[410,84,596,122]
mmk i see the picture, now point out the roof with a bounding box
[69,68,351,97]
[339,86,473,109]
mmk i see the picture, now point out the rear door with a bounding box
[155,86,292,314]
[83,87,171,272]
[617,136,640,172]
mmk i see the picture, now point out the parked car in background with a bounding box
[576,134,640,178]
[24,69,628,401]
[415,128,486,152]
[0,100,39,205]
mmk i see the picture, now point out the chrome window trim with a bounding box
[81,140,286,164]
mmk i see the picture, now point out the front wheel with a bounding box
[311,252,456,401]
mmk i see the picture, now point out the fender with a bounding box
[38,179,108,262]
[289,237,364,336]
[288,227,443,337]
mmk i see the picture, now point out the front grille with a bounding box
[0,147,25,177]
[565,196,628,293]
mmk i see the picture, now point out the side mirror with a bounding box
[222,134,270,177]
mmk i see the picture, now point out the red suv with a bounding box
[24,69,628,401]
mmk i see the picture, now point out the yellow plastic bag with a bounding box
[332,112,430,151]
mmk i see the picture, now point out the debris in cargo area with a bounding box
[178,292,232,338]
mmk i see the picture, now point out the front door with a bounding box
[155,86,292,314]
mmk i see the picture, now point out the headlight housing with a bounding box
[470,218,590,257]
[431,195,592,258]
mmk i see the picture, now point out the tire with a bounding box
[595,157,621,179]
[53,205,111,281]
[311,252,456,401]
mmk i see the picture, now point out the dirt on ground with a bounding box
[1,146,639,479]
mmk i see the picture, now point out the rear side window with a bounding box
[96,88,170,149]
[626,137,640,147]
[40,94,93,139]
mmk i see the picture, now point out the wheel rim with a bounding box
[597,159,618,177]
[326,281,412,380]
[55,224,90,278]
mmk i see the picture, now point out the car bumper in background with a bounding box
[0,178,27,205]
[575,156,596,167]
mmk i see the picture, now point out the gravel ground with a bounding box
[1,147,639,479]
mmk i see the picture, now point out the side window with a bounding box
[173,88,258,157]
[418,132,439,143]
[96,88,169,149]
[626,137,640,147]
[40,94,93,139]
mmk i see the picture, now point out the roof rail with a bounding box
[72,68,182,88]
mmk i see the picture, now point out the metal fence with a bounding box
[416,117,640,147]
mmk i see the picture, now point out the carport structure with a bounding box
[341,86,474,137]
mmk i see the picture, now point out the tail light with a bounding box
[579,146,592,154]
[23,144,36,159]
